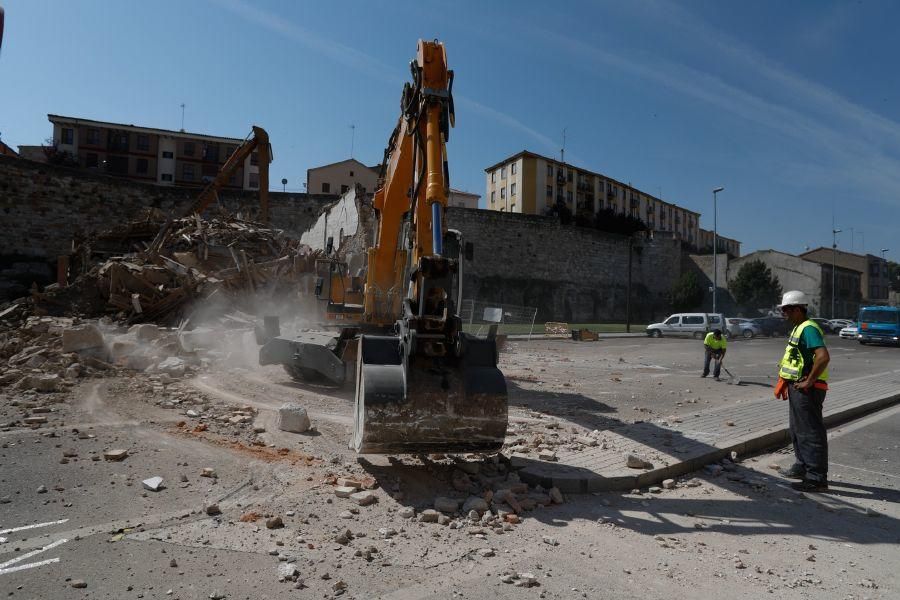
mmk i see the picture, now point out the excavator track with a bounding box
[352,334,507,454]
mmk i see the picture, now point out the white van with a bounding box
[646,313,725,339]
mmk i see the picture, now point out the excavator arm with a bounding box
[187,126,271,221]
[351,40,507,454]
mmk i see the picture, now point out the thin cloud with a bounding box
[528,22,900,208]
[211,0,558,153]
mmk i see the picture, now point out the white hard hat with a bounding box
[778,290,809,308]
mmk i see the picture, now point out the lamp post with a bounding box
[832,228,841,318]
[281,178,287,193]
[712,187,724,315]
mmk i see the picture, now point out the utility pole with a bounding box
[180,103,186,132]
[560,128,566,163]
[626,236,633,333]
[832,228,842,318]
[350,124,355,158]
[712,187,725,315]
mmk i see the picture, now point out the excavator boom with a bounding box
[351,40,508,454]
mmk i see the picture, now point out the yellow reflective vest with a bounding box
[778,320,829,382]
[703,332,726,350]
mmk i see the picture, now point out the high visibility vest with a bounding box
[704,332,726,350]
[778,320,829,382]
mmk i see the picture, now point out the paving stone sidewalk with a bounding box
[516,368,900,492]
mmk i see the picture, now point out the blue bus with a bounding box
[858,306,900,346]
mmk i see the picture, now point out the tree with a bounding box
[888,260,900,293]
[669,270,704,312]
[729,260,783,309]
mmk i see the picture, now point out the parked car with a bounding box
[828,319,855,333]
[839,325,859,340]
[810,318,835,334]
[725,317,761,339]
[751,316,791,337]
[646,313,725,339]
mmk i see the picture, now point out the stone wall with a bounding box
[0,154,335,259]
[0,155,685,321]
[445,208,682,323]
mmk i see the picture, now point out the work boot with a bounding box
[780,465,806,479]
[791,479,829,492]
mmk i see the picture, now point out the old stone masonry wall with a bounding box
[446,208,682,323]
[0,155,334,259]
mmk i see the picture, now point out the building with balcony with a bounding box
[800,247,891,303]
[698,228,741,257]
[484,150,701,244]
[38,114,260,190]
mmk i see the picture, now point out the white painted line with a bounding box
[830,462,900,480]
[0,557,60,575]
[0,538,68,570]
[0,519,69,536]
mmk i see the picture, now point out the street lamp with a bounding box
[832,228,842,318]
[712,187,724,315]
[281,177,288,193]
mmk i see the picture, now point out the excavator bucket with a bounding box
[352,334,508,454]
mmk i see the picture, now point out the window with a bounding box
[500,187,506,199]
[350,170,354,177]
[183,142,195,156]
[511,163,517,175]
[664,316,680,325]
[107,155,128,174]
[61,128,74,144]
[322,182,331,193]
[510,203,516,212]
[202,144,219,162]
[341,185,349,194]
[161,173,173,182]
[137,134,150,151]
[136,158,148,174]
[162,151,174,159]
[85,153,98,168]
[501,166,507,179]
[490,191,495,204]
[567,191,573,203]
[183,164,195,181]
[547,165,553,177]
[683,316,704,325]
[546,185,552,198]
[251,152,259,166]
[510,183,516,196]
[249,172,259,188]
[86,129,100,145]
[567,171,573,183]
[491,171,496,183]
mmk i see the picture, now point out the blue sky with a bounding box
[2,0,899,259]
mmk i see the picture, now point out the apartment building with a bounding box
[484,151,700,244]
[800,247,891,302]
[306,159,380,196]
[45,114,260,190]
[697,228,741,257]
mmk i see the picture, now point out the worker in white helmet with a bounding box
[774,290,831,492]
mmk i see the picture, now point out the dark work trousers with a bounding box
[702,349,722,378]
[787,384,828,482]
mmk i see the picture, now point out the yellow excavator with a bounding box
[259,40,508,454]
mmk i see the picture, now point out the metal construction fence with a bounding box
[459,299,539,339]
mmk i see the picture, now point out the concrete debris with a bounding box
[434,497,460,513]
[142,476,164,492]
[662,478,676,489]
[62,324,105,354]
[277,404,311,433]
[103,449,129,462]
[350,491,376,506]
[625,454,653,469]
[265,516,284,529]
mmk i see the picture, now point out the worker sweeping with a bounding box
[773,290,831,492]
[701,329,726,380]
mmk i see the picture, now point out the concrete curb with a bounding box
[515,391,900,494]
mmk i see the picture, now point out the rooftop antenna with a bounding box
[350,124,356,158]
[180,103,186,132]
[560,127,566,163]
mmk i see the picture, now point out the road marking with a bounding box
[0,537,68,575]
[830,462,900,480]
[0,519,69,536]
[0,557,60,575]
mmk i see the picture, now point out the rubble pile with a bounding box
[6,210,321,326]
